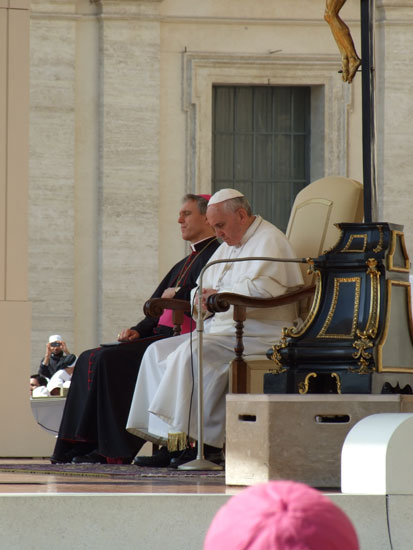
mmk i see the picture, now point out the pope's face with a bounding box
[178,200,209,243]
[206,204,246,246]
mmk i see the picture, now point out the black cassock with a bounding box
[52,237,220,462]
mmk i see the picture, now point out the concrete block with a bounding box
[387,495,413,550]
[225,394,413,487]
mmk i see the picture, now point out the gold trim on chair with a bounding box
[364,258,381,339]
[269,329,288,374]
[286,261,322,339]
[322,223,344,255]
[373,225,384,253]
[351,329,375,374]
[331,372,342,394]
[340,234,367,253]
[387,230,410,273]
[298,372,317,394]
[317,277,361,339]
[350,258,381,373]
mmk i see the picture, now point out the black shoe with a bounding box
[50,448,79,464]
[169,446,224,468]
[72,451,106,464]
[169,447,196,468]
[132,446,178,467]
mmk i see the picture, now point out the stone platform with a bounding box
[0,490,410,549]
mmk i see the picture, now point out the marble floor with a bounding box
[0,458,237,495]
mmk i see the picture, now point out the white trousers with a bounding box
[126,329,275,448]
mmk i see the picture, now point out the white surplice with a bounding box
[126,216,304,448]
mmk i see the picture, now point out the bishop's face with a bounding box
[206,204,248,246]
[178,200,210,244]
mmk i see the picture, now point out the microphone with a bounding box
[178,255,308,471]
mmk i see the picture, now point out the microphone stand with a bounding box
[178,255,307,471]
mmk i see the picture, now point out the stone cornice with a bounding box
[30,0,163,18]
[377,0,413,6]
[0,0,30,8]
[376,0,413,22]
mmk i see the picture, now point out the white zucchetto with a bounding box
[208,188,244,206]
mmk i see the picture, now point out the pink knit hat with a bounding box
[204,481,359,550]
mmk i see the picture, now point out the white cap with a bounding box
[208,188,244,206]
[49,334,62,343]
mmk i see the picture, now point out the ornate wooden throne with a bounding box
[264,222,413,395]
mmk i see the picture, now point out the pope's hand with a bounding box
[201,288,217,311]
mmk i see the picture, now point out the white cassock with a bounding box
[126,216,304,448]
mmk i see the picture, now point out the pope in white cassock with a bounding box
[126,189,304,467]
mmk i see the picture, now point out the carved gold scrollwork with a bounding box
[307,258,315,274]
[269,328,288,374]
[298,372,317,394]
[331,372,342,394]
[350,259,381,373]
[373,225,384,253]
[351,329,375,373]
[364,258,380,339]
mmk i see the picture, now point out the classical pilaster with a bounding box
[98,0,162,340]
[375,0,413,257]
[1,0,53,454]
[73,0,101,353]
[29,0,77,363]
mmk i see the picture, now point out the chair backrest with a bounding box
[286,176,364,287]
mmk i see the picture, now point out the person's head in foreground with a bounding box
[204,480,359,550]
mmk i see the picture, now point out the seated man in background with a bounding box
[30,374,48,397]
[38,334,76,379]
[127,189,304,467]
[51,194,220,464]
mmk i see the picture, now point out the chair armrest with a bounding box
[207,285,316,313]
[144,298,191,317]
[144,298,191,336]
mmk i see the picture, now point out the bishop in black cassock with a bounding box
[51,195,220,464]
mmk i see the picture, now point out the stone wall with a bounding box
[28,0,413,371]
[29,0,162,366]
[376,0,413,241]
[29,0,77,367]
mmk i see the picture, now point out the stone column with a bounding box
[74,0,101,352]
[98,0,163,341]
[0,0,53,454]
[376,0,413,257]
